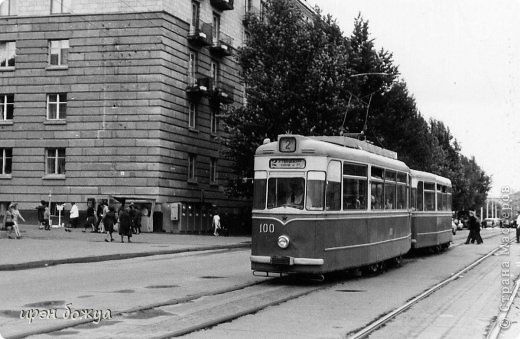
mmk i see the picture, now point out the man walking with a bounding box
[212,210,221,236]
[465,210,482,244]
[516,211,520,243]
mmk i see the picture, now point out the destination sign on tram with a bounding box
[269,159,306,169]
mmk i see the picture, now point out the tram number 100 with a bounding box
[259,223,275,233]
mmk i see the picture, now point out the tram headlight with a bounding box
[277,235,290,249]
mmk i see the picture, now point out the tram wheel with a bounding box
[393,255,403,267]
[362,263,381,276]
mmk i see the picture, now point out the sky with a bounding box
[309,0,520,197]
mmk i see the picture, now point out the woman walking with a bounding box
[103,206,117,242]
[8,203,25,239]
[118,206,132,243]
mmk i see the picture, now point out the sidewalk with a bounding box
[0,224,251,271]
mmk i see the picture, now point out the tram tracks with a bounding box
[18,231,506,338]
[29,278,334,338]
[346,240,512,339]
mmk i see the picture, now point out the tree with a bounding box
[221,2,492,206]
[222,0,351,197]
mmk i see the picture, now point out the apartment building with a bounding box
[0,0,314,233]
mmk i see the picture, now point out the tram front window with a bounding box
[267,177,306,209]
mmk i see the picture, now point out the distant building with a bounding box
[0,0,315,233]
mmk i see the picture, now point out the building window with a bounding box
[47,94,67,120]
[191,1,200,31]
[0,41,16,68]
[212,13,220,44]
[46,148,66,175]
[210,108,218,133]
[188,50,198,85]
[0,0,15,16]
[51,0,71,14]
[188,102,197,128]
[210,158,218,183]
[49,40,69,66]
[1,148,12,175]
[210,60,219,89]
[0,94,14,120]
[188,154,196,181]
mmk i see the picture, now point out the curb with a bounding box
[0,242,251,271]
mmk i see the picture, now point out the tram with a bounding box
[250,134,452,276]
[410,169,453,250]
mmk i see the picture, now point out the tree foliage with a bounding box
[221,0,491,209]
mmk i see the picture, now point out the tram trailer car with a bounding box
[250,135,414,275]
[410,170,453,250]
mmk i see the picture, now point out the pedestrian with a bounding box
[43,204,51,231]
[465,210,482,244]
[95,201,104,231]
[516,211,520,243]
[36,200,46,230]
[103,206,117,242]
[128,203,137,234]
[8,203,25,239]
[69,202,79,228]
[212,210,221,236]
[84,200,96,232]
[133,206,142,234]
[4,205,14,237]
[118,206,132,243]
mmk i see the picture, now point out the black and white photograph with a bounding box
[0,0,519,338]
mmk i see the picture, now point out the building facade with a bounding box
[0,0,314,233]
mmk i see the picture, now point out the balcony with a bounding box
[186,75,212,99]
[187,21,212,47]
[209,32,233,57]
[210,0,233,11]
[210,82,234,105]
[242,5,260,28]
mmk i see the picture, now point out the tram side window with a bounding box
[370,166,384,210]
[384,170,396,209]
[411,187,417,210]
[307,171,325,210]
[417,181,424,211]
[253,171,267,210]
[424,182,435,211]
[446,187,452,211]
[343,178,367,210]
[325,160,341,211]
[396,172,407,209]
[371,181,384,210]
[437,184,443,211]
[343,163,367,210]
[441,186,448,211]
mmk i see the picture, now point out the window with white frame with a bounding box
[49,40,69,66]
[210,60,219,90]
[191,1,200,32]
[0,41,16,68]
[210,108,218,134]
[0,0,15,16]
[212,13,220,44]
[47,93,67,120]
[210,158,217,183]
[188,102,197,128]
[51,0,71,14]
[0,148,12,175]
[188,154,196,180]
[46,148,65,175]
[0,94,14,120]
[188,50,197,85]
